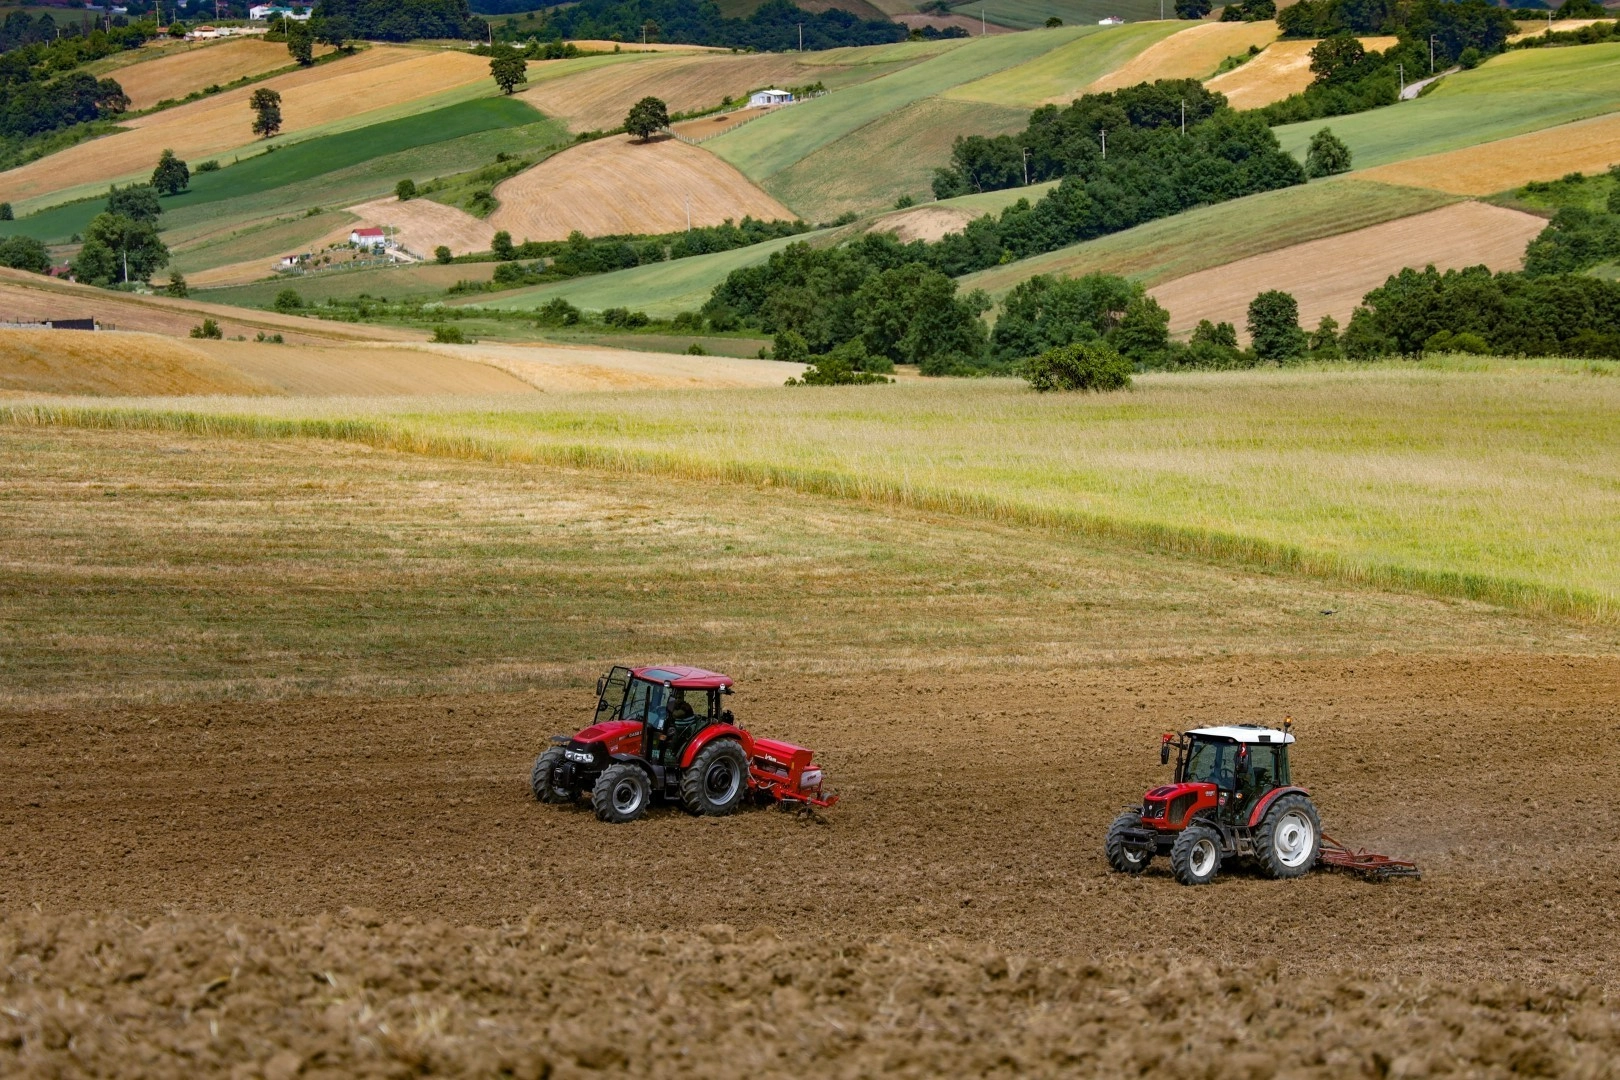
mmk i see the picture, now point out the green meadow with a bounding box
[948,0,1170,30]
[943,20,1181,107]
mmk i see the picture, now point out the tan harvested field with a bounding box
[893,12,1014,34]
[1361,110,1620,195]
[1206,36,1399,110]
[0,330,272,396]
[670,105,770,140]
[564,39,724,52]
[0,268,422,345]
[346,195,496,256]
[1149,200,1545,337]
[0,47,489,205]
[1087,19,1281,92]
[867,203,981,242]
[111,38,301,111]
[423,340,806,390]
[519,51,832,130]
[488,135,796,241]
[189,341,541,396]
[1509,17,1611,41]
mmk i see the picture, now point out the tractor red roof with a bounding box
[631,665,732,689]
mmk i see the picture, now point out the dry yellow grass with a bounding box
[1148,201,1545,337]
[519,52,830,130]
[189,341,541,396]
[0,267,421,345]
[867,204,981,242]
[0,48,488,204]
[1206,36,1399,110]
[346,196,496,256]
[0,330,273,396]
[419,341,805,391]
[112,38,303,111]
[564,40,724,53]
[1508,17,1610,41]
[1360,111,1620,195]
[1086,19,1281,93]
[488,135,795,241]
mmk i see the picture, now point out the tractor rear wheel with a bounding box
[1105,811,1154,874]
[1170,822,1222,886]
[530,747,575,804]
[592,763,651,823]
[1253,793,1321,878]
[680,739,750,816]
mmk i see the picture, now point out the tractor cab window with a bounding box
[594,666,631,725]
[1182,738,1241,788]
[1242,744,1285,793]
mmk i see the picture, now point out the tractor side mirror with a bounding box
[1235,747,1249,776]
[596,676,605,698]
[721,709,734,724]
[1160,743,1170,766]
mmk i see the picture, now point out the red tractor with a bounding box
[1105,723,1321,886]
[530,665,837,823]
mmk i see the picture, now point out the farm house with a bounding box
[748,89,794,107]
[349,227,387,249]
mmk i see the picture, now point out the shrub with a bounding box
[254,331,285,343]
[536,298,582,326]
[0,235,50,274]
[164,272,188,298]
[671,311,703,331]
[686,342,708,355]
[189,318,222,339]
[1304,128,1352,178]
[772,329,810,364]
[602,307,649,328]
[395,178,417,201]
[195,159,220,173]
[431,325,468,343]
[786,354,893,385]
[1022,341,1133,392]
[491,230,515,260]
[1424,329,1491,355]
[273,288,303,312]
[0,202,13,220]
[435,245,453,264]
[1459,46,1483,69]
[894,194,915,209]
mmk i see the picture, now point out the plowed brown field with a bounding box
[1149,200,1545,336]
[111,38,301,111]
[519,51,832,130]
[346,195,497,256]
[1362,111,1620,195]
[1206,36,1399,110]
[4,425,1618,1075]
[0,48,488,204]
[488,135,796,241]
[1087,19,1281,93]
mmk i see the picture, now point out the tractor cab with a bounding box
[591,665,736,766]
[1169,725,1293,819]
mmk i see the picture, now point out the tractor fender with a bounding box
[1247,785,1312,828]
[678,724,753,769]
[608,752,657,778]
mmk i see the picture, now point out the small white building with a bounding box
[1098,16,1125,25]
[748,89,794,108]
[350,226,388,249]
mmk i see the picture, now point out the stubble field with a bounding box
[2,421,1618,1076]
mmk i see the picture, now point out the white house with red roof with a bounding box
[349,226,387,249]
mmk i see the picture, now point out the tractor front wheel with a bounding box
[1171,823,1222,886]
[680,739,750,816]
[530,746,575,804]
[1105,811,1154,874]
[1253,794,1321,878]
[592,763,651,823]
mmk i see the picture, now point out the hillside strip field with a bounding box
[0,47,492,209]
[1361,110,1620,195]
[110,37,304,111]
[942,22,1178,108]
[347,195,496,257]
[0,330,274,396]
[1148,201,1546,336]
[1206,36,1400,110]
[1087,19,1281,92]
[489,135,796,242]
[960,178,1458,298]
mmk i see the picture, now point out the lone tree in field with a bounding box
[1304,127,1352,178]
[490,50,527,95]
[151,149,189,196]
[1022,340,1133,392]
[286,19,314,65]
[1247,289,1308,363]
[250,88,283,139]
[625,96,670,142]
[1175,0,1211,18]
[395,178,417,201]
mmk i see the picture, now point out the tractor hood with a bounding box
[573,719,642,749]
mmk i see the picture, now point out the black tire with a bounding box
[1252,793,1321,879]
[679,739,750,817]
[530,746,574,804]
[592,763,651,823]
[1105,811,1154,874]
[1170,822,1222,886]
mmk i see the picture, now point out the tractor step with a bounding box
[1318,834,1421,880]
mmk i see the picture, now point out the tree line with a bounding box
[0,19,144,146]
[309,0,485,42]
[534,0,905,51]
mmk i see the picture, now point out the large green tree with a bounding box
[1247,289,1308,362]
[1304,127,1352,177]
[151,149,190,196]
[624,96,670,141]
[0,235,50,274]
[72,212,170,286]
[250,88,283,139]
[490,50,527,95]
[286,19,314,64]
[106,184,162,224]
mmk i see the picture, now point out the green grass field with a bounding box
[765,96,1030,220]
[943,20,1181,107]
[958,178,1459,297]
[169,209,358,276]
[196,261,496,307]
[947,0,1170,30]
[9,363,1617,620]
[706,27,1090,181]
[1275,41,1620,169]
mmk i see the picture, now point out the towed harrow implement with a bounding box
[1318,834,1421,880]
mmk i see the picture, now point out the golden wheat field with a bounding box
[488,135,796,241]
[1148,201,1545,337]
[0,48,488,205]
[346,196,497,256]
[0,330,272,396]
[111,38,306,111]
[1206,37,1400,110]
[1087,19,1281,93]
[1361,111,1620,195]
[519,51,831,130]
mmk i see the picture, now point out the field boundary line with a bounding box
[3,402,1609,625]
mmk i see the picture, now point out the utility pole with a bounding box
[982,8,986,35]
[1397,62,1404,97]
[798,23,802,51]
[1159,0,1164,19]
[1429,34,1436,75]
[121,248,128,284]
[1180,99,1185,134]
[685,194,690,231]
[1100,128,1106,159]
[1022,147,1029,186]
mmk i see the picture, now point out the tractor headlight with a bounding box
[565,749,595,763]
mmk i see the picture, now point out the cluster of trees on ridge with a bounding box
[521,0,906,51]
[309,0,485,42]
[0,18,142,149]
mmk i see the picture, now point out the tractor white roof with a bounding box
[1187,725,1294,744]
